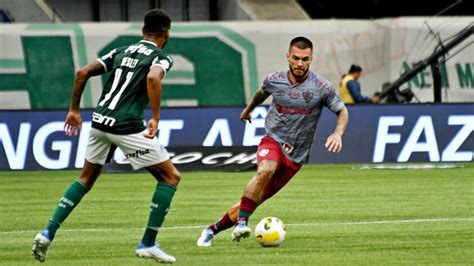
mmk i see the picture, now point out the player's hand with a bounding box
[144,118,158,138]
[325,133,342,153]
[240,109,252,123]
[64,110,82,136]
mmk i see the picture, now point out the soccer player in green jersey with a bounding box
[32,9,179,263]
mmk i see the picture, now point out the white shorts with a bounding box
[85,128,169,170]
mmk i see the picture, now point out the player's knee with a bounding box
[167,169,181,186]
[257,167,276,180]
[78,176,95,189]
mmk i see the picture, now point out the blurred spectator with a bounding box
[339,65,380,104]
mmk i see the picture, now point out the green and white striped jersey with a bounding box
[92,40,173,134]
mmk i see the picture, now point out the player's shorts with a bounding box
[256,136,302,202]
[85,128,169,170]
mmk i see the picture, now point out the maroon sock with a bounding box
[238,197,258,223]
[210,212,234,234]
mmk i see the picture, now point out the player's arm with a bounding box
[144,66,165,138]
[64,60,106,136]
[325,106,349,153]
[240,88,269,123]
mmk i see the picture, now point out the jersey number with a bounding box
[98,69,133,110]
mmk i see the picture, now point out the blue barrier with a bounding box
[311,104,473,163]
[0,104,472,170]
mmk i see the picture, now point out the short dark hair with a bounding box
[289,36,313,51]
[142,9,171,37]
[349,64,362,73]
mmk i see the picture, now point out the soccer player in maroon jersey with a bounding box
[197,36,349,246]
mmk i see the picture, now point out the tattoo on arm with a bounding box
[334,107,349,136]
[246,88,269,112]
[70,61,105,111]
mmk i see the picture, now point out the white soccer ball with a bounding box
[255,217,287,247]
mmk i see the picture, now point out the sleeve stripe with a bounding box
[150,64,167,77]
[96,58,107,72]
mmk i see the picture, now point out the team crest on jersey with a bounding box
[303,91,314,103]
[289,90,300,99]
[258,149,270,157]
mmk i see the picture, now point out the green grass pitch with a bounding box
[0,164,473,265]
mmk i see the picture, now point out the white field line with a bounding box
[1,217,473,236]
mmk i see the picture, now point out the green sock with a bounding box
[238,210,252,220]
[45,180,89,240]
[141,183,177,246]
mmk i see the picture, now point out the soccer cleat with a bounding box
[135,243,176,263]
[231,220,251,242]
[196,227,214,247]
[32,230,52,263]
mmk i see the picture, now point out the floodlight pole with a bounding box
[431,60,442,103]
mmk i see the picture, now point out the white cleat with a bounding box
[32,231,52,263]
[136,244,176,263]
[231,220,251,242]
[197,227,214,247]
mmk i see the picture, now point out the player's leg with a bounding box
[232,136,290,242]
[33,129,110,262]
[217,160,300,232]
[197,202,239,247]
[198,160,278,245]
[135,161,180,263]
[112,131,179,263]
[198,158,289,246]
[261,167,301,206]
[140,160,180,246]
[212,203,240,233]
[42,161,103,238]
[231,159,278,241]
[198,137,279,245]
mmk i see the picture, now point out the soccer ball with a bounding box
[255,217,287,247]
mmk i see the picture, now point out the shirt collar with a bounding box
[140,40,157,47]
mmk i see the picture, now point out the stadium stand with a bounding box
[239,0,310,20]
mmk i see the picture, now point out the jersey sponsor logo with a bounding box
[124,44,153,56]
[302,91,314,103]
[275,90,285,97]
[276,103,313,115]
[258,148,269,157]
[92,112,116,127]
[59,197,75,208]
[125,149,150,159]
[101,49,117,61]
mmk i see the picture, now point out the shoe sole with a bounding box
[32,239,48,262]
[196,241,212,247]
[136,252,175,263]
[232,230,251,242]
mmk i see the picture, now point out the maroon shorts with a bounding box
[256,136,301,202]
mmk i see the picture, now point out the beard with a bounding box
[289,65,308,78]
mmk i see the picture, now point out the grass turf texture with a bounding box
[0,164,473,265]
